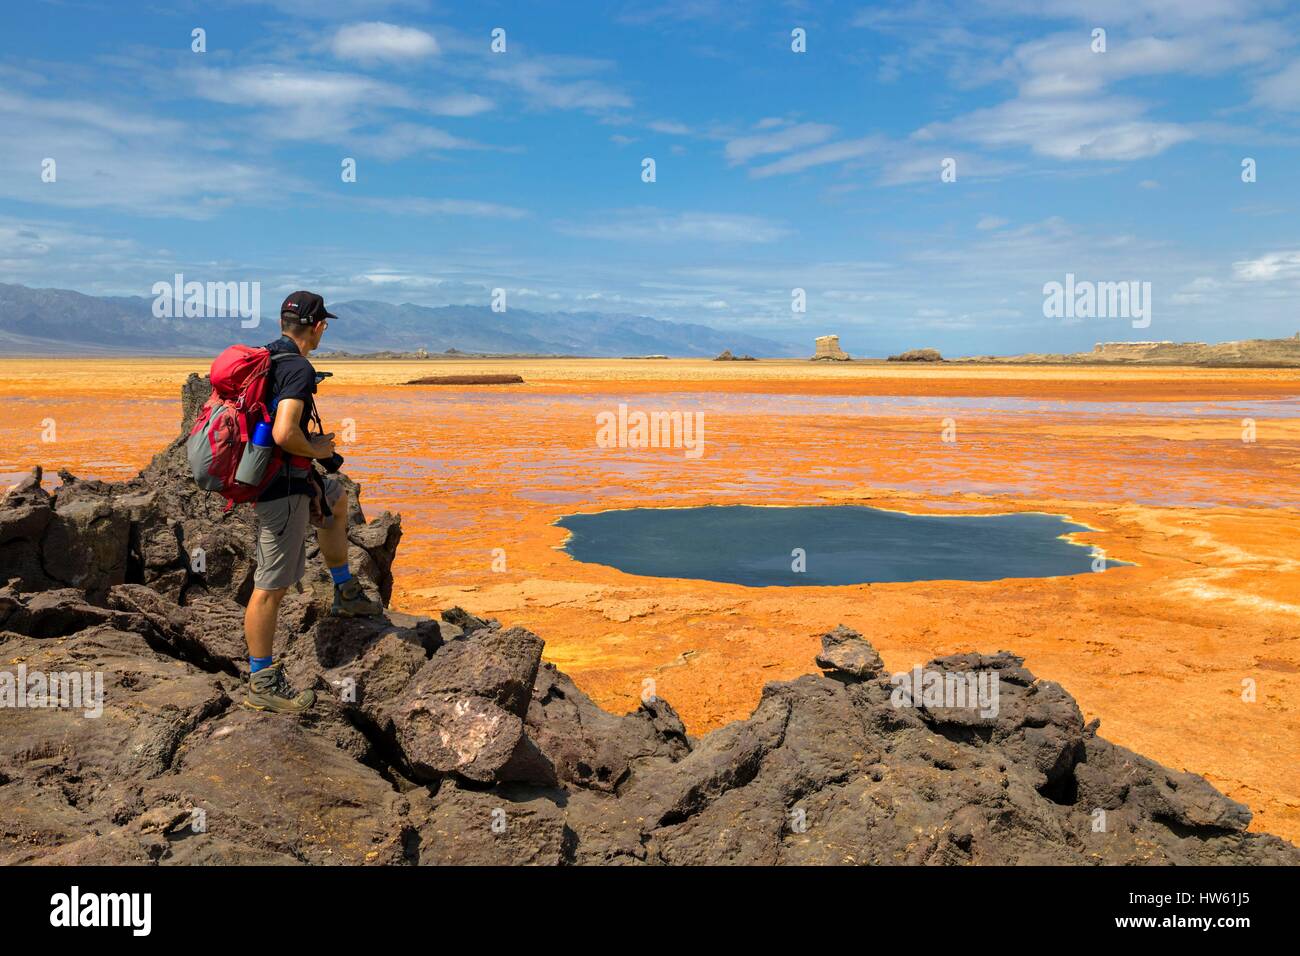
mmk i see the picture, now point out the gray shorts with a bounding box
[252,474,343,591]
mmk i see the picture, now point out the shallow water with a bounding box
[3,387,1299,512]
[557,504,1125,587]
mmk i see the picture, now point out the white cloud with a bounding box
[487,56,631,113]
[358,122,487,160]
[923,96,1193,161]
[0,90,180,138]
[0,215,143,284]
[1010,0,1275,28]
[354,271,448,290]
[331,22,439,63]
[188,65,406,138]
[725,122,836,164]
[876,149,1021,185]
[1010,28,1283,97]
[192,66,396,110]
[977,216,1008,230]
[648,119,691,135]
[749,136,884,178]
[188,66,490,143]
[428,93,494,117]
[1254,59,1300,110]
[1172,275,1223,304]
[557,209,791,243]
[0,91,280,217]
[1233,251,1300,281]
[864,14,1287,169]
[362,197,530,219]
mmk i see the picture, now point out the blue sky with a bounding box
[1,0,1298,355]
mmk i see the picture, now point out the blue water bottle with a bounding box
[235,418,275,486]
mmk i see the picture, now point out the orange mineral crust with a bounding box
[2,356,1298,842]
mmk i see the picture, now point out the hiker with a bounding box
[242,291,383,714]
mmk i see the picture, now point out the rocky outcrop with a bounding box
[714,350,755,361]
[811,334,850,361]
[403,374,524,385]
[888,348,943,362]
[1,380,1296,865]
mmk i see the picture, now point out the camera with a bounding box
[321,452,345,473]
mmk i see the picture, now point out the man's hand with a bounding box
[310,432,336,459]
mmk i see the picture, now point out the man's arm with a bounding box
[270,398,335,459]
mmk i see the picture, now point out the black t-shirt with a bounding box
[266,335,316,436]
[257,336,318,501]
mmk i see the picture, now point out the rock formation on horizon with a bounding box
[955,335,1300,367]
[811,335,851,361]
[1,377,1297,865]
[403,374,525,385]
[888,348,944,362]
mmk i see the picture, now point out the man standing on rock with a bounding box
[244,291,383,714]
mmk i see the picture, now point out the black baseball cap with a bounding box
[280,290,337,325]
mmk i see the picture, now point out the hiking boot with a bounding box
[330,578,384,618]
[244,662,316,714]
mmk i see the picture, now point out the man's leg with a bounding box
[244,493,316,713]
[316,492,350,569]
[318,482,383,617]
[243,586,287,660]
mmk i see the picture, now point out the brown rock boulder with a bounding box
[815,625,885,679]
[390,624,546,784]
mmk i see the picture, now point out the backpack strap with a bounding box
[264,350,297,408]
[265,350,305,414]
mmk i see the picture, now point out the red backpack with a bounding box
[186,345,292,508]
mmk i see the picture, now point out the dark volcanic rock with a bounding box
[136,709,410,865]
[1,581,113,638]
[408,781,570,865]
[0,375,1296,865]
[390,625,546,784]
[408,624,543,717]
[0,627,231,864]
[0,468,55,591]
[524,662,690,792]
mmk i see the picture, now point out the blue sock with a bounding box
[249,655,273,674]
[330,564,353,587]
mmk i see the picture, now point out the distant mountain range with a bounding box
[0,282,795,358]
